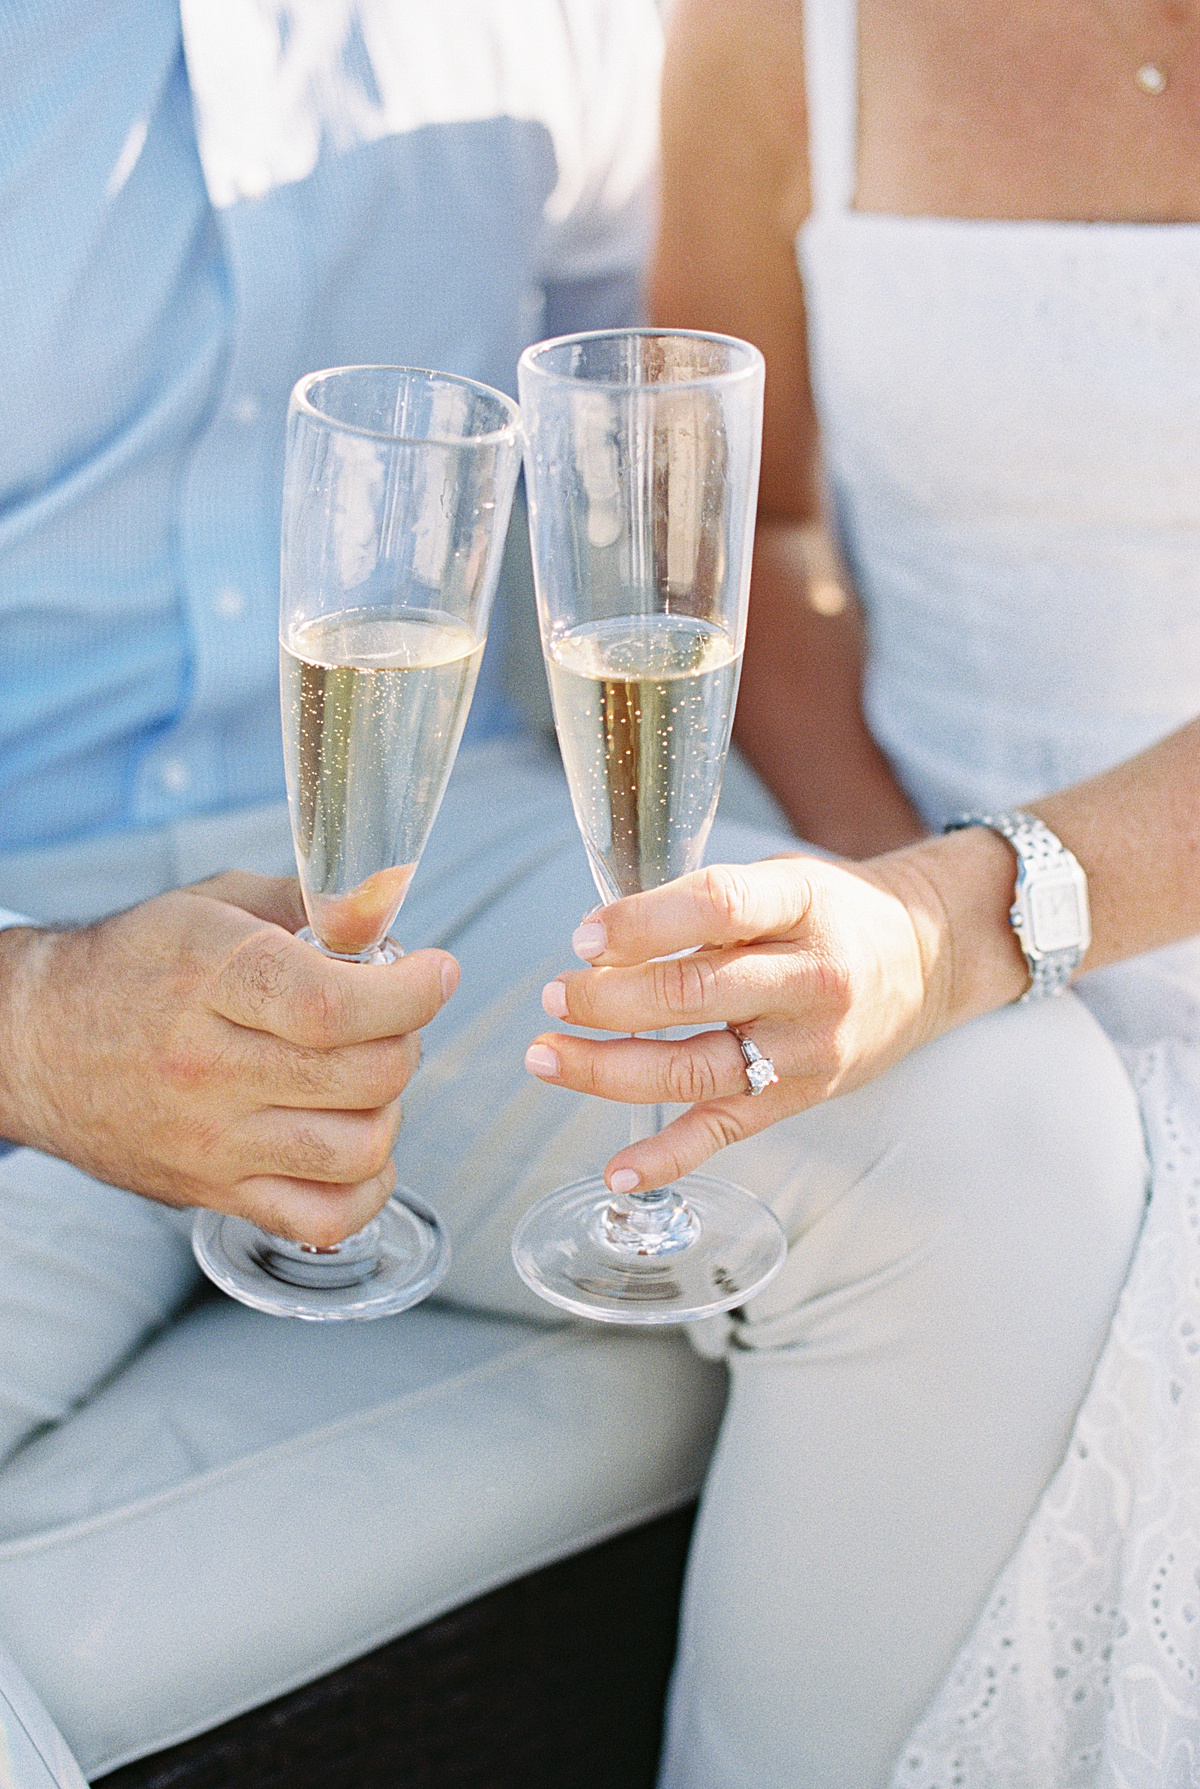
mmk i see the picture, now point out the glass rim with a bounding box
[518,327,765,394]
[290,364,522,447]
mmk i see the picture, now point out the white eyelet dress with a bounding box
[799,4,1200,1784]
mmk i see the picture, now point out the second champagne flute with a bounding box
[193,365,522,1320]
[512,329,786,1324]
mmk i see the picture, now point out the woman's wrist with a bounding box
[866,826,1032,1039]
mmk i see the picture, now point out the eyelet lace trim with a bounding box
[893,1041,1200,1787]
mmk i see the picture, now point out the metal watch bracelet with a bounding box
[943,810,1091,1003]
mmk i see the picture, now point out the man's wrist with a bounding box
[0,924,53,1151]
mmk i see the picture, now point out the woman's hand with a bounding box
[526,836,1029,1192]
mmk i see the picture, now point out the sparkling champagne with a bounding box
[546,613,741,903]
[282,607,483,955]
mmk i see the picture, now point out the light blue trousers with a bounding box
[0,742,1149,1786]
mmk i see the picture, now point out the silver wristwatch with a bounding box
[943,810,1091,1002]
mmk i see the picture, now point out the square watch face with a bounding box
[1028,876,1083,953]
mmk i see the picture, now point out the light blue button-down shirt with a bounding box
[0,0,660,855]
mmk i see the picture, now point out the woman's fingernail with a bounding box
[441,959,461,1000]
[525,1043,560,1080]
[541,979,568,1018]
[609,1168,641,1195]
[572,920,607,960]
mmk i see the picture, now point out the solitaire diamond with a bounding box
[746,1056,778,1094]
[736,1034,780,1096]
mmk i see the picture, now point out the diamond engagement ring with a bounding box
[734,1032,779,1096]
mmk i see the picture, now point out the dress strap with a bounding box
[802,0,859,215]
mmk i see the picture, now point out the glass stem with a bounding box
[601,1038,697,1257]
[627,1031,673,1212]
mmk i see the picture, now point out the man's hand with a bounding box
[0,873,459,1247]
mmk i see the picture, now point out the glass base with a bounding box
[296,923,400,965]
[192,1189,449,1321]
[511,1173,786,1325]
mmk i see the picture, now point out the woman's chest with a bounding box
[854,0,1200,224]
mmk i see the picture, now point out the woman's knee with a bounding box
[665,1000,1149,1789]
[714,991,1148,1364]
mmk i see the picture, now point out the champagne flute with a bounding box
[193,366,522,1320]
[511,330,787,1323]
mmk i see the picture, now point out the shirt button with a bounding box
[215,585,246,619]
[160,758,190,793]
[231,393,261,425]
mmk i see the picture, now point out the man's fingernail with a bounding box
[572,921,607,960]
[541,979,568,1018]
[525,1043,560,1080]
[609,1168,641,1196]
[441,959,461,1000]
